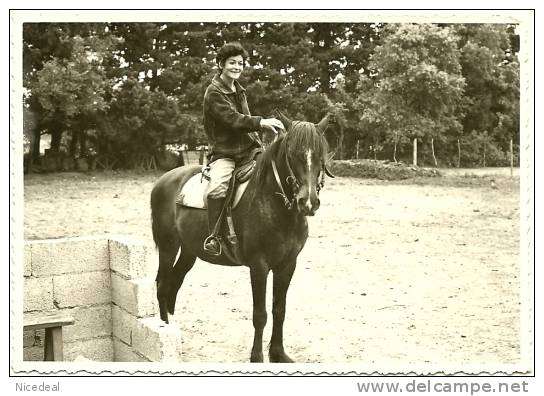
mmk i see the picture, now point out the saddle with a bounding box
[175,148,261,209]
[175,148,262,262]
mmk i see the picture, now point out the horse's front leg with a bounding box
[269,261,296,363]
[249,261,269,362]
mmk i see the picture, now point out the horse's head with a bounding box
[276,111,334,216]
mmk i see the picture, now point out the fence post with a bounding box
[431,137,438,167]
[457,139,461,168]
[356,140,359,160]
[413,138,417,167]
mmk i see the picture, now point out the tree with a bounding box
[359,24,465,165]
[28,35,110,158]
[453,24,519,165]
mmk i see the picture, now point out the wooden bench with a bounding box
[24,312,75,361]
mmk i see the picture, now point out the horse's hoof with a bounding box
[159,309,169,324]
[269,351,294,363]
[250,352,264,363]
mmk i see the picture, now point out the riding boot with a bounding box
[203,196,226,256]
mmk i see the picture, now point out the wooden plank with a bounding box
[44,328,53,361]
[43,327,65,361]
[50,327,64,361]
[23,312,75,331]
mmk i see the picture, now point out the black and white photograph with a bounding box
[9,8,535,382]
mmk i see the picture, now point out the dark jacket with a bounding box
[203,75,262,163]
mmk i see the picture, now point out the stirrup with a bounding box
[203,235,222,256]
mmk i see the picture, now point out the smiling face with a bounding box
[220,55,244,82]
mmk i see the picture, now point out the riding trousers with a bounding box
[204,158,236,199]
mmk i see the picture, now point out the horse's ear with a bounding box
[316,113,331,134]
[274,109,292,131]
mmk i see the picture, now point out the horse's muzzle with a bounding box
[297,197,320,216]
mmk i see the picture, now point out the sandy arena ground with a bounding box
[23,170,522,367]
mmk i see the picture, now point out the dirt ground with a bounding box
[23,169,521,366]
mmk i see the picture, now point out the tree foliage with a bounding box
[359,24,465,162]
[22,22,520,171]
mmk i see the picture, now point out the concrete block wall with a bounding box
[23,236,183,362]
[109,236,182,362]
[23,237,113,361]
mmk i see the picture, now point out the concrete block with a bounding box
[53,271,111,308]
[63,305,112,342]
[109,237,155,279]
[111,304,136,345]
[111,273,157,318]
[34,329,45,347]
[24,277,54,312]
[23,346,43,361]
[64,337,114,362]
[113,338,150,362]
[23,329,35,348]
[131,316,182,362]
[30,237,109,277]
[24,244,31,277]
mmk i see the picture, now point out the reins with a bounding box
[271,147,299,210]
[270,129,327,210]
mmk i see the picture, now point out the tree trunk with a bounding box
[69,130,79,158]
[80,132,87,156]
[457,139,461,168]
[483,143,486,168]
[431,138,438,167]
[50,130,62,154]
[31,128,41,164]
[412,138,417,167]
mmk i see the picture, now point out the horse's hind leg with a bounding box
[167,249,196,315]
[156,240,180,324]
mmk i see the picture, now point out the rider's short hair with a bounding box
[216,42,249,68]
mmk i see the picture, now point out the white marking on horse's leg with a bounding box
[173,247,181,265]
[171,247,182,325]
[306,149,313,211]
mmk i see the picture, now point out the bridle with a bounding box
[270,136,327,210]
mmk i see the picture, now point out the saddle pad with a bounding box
[176,172,250,210]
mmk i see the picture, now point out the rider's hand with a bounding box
[260,118,285,135]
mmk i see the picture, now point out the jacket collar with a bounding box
[211,74,246,94]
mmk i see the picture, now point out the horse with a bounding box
[150,112,333,363]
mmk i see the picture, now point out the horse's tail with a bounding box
[150,189,159,251]
[150,180,164,251]
[149,166,189,252]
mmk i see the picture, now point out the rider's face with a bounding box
[220,55,244,81]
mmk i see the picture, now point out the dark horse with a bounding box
[150,112,332,362]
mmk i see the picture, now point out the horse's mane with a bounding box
[248,121,329,205]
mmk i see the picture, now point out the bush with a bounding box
[330,159,441,180]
